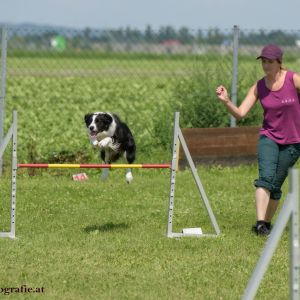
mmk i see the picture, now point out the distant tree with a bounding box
[178,27,193,44]
[125,26,143,42]
[158,26,177,42]
[145,25,155,43]
[267,30,296,46]
[109,28,125,42]
[239,29,297,46]
[206,27,225,45]
[196,29,205,43]
[83,27,91,39]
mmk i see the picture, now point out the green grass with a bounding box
[7,56,208,78]
[2,53,299,299]
[4,74,178,163]
[0,164,294,299]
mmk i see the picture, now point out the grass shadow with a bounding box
[83,222,129,234]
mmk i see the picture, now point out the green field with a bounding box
[2,55,258,163]
[4,75,174,163]
[0,165,296,299]
[1,54,299,299]
[8,56,202,77]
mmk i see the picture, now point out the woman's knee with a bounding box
[254,177,274,192]
[272,144,300,191]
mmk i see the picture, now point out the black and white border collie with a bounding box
[84,112,136,183]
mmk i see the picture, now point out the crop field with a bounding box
[8,56,201,77]
[4,75,174,164]
[1,54,299,299]
[2,54,260,162]
[4,54,299,162]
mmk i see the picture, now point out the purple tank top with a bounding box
[257,70,300,144]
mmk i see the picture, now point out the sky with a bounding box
[1,0,300,31]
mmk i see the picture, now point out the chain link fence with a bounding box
[5,26,232,75]
[1,25,300,163]
[3,26,300,76]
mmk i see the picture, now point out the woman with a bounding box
[216,44,300,236]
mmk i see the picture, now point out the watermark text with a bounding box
[0,285,44,296]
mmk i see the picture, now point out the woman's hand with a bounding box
[216,85,230,103]
[215,83,258,120]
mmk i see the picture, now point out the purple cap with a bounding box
[256,44,283,61]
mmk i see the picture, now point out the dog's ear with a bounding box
[102,113,113,125]
[84,113,93,126]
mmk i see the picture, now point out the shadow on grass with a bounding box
[83,222,129,234]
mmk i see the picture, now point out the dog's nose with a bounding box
[89,125,94,131]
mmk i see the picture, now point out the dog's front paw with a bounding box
[91,139,99,146]
[98,137,111,148]
[125,172,133,184]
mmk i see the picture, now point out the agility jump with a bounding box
[0,110,221,239]
[17,163,171,169]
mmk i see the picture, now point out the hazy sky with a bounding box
[1,0,300,31]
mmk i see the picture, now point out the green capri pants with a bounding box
[254,135,300,200]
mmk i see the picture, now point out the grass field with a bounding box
[7,56,203,77]
[1,54,299,299]
[0,164,297,299]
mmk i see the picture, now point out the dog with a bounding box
[84,112,136,183]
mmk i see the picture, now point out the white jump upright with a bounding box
[0,110,17,239]
[167,112,221,238]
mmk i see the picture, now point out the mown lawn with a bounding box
[0,164,295,299]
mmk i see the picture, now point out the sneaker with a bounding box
[265,223,272,231]
[252,223,270,236]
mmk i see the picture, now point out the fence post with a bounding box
[230,25,239,128]
[290,169,299,300]
[0,25,8,176]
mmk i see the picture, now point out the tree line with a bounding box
[82,26,299,45]
[8,24,300,47]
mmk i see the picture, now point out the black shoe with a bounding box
[252,223,270,236]
[265,223,272,231]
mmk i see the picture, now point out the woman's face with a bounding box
[261,58,281,75]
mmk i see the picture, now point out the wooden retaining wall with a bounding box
[179,126,261,166]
